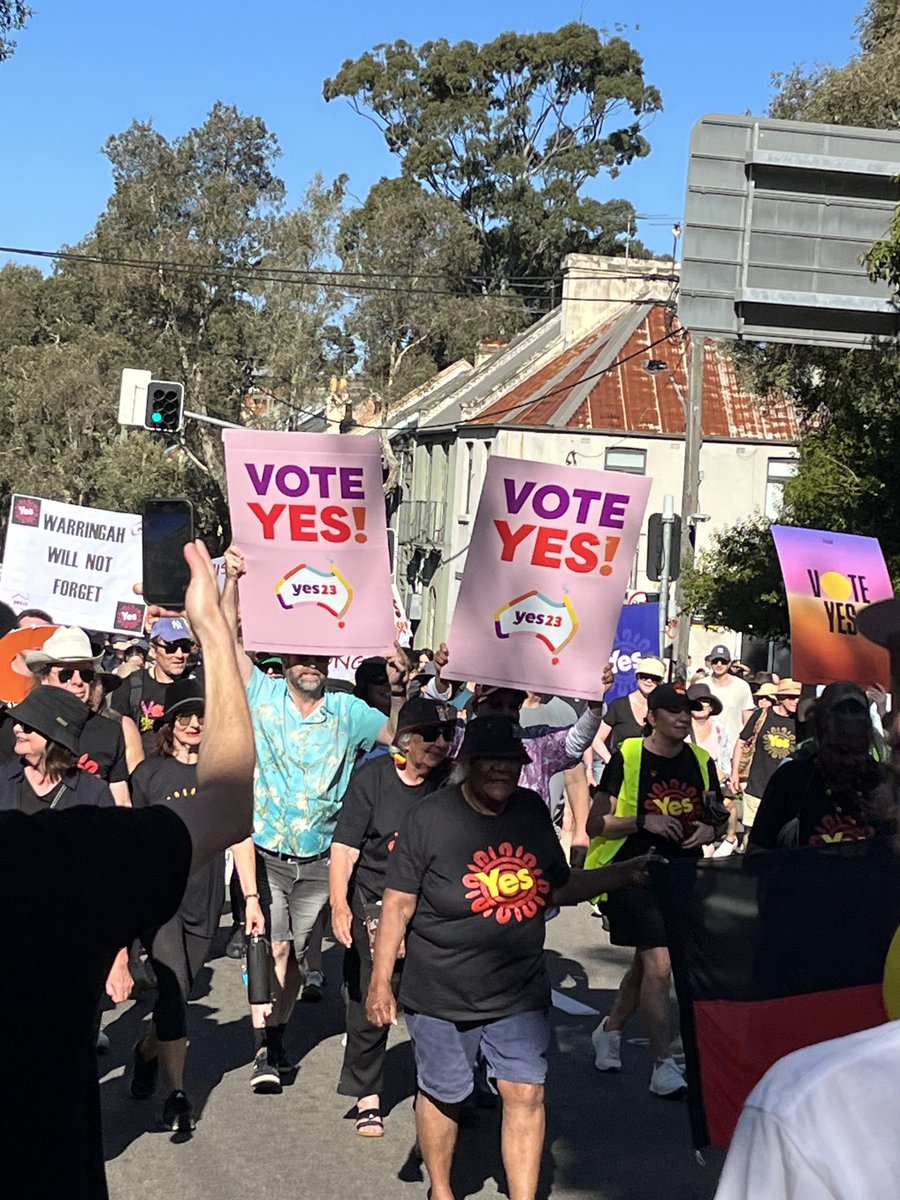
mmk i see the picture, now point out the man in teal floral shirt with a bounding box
[223,546,406,1092]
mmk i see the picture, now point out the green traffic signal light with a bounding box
[144,379,184,432]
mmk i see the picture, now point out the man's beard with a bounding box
[288,673,326,700]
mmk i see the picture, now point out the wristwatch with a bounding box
[634,812,646,830]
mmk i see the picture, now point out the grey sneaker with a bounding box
[591,1017,622,1072]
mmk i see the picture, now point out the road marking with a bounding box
[550,989,600,1015]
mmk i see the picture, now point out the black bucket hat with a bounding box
[153,677,205,729]
[457,716,532,763]
[6,687,91,754]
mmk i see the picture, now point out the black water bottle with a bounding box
[246,933,273,1005]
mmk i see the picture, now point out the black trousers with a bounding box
[337,912,403,1100]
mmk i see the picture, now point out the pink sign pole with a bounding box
[447,456,652,700]
[224,430,395,655]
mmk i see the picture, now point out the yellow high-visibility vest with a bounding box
[584,737,712,893]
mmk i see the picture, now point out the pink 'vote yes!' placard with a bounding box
[447,456,651,700]
[224,430,395,655]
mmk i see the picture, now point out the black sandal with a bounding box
[355,1107,384,1137]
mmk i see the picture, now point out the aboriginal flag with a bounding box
[650,842,900,1148]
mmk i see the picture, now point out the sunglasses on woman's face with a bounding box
[15,723,38,736]
[174,712,204,727]
[56,667,95,684]
[636,672,663,683]
[416,722,456,743]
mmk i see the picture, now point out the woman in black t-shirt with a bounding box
[585,683,720,1099]
[330,697,455,1136]
[128,678,223,1135]
[365,716,646,1200]
[750,682,897,850]
[0,687,112,811]
[590,656,665,781]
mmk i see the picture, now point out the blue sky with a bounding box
[0,0,861,267]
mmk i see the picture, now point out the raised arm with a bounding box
[160,541,255,871]
[222,544,254,685]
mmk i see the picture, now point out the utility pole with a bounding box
[674,337,704,677]
[659,494,675,679]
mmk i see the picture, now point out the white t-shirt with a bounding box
[715,1020,900,1200]
[708,675,754,744]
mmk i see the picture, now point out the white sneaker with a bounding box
[649,1056,687,1097]
[712,838,737,858]
[591,1017,621,1071]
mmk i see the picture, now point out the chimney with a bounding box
[560,253,678,346]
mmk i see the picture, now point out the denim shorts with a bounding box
[405,1009,551,1104]
[255,850,329,948]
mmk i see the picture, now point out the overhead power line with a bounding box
[0,244,678,304]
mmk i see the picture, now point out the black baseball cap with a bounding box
[707,644,733,662]
[648,682,704,714]
[396,697,456,737]
[457,716,532,763]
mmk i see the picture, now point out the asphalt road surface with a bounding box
[101,906,726,1200]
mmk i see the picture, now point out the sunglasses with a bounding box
[15,723,39,736]
[636,672,663,682]
[155,640,192,654]
[55,667,95,684]
[709,658,730,666]
[174,712,204,727]
[415,722,456,743]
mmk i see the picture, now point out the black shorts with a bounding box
[603,882,667,949]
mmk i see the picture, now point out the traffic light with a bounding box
[144,380,184,433]
[646,512,682,581]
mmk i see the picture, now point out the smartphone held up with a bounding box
[141,498,194,608]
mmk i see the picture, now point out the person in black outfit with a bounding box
[750,681,897,849]
[366,717,649,1200]
[0,541,254,1200]
[8,625,132,805]
[129,678,224,1133]
[330,696,455,1136]
[0,686,113,811]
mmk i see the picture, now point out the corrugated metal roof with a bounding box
[467,303,799,442]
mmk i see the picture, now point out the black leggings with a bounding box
[148,916,212,1042]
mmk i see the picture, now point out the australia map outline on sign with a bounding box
[494,590,579,663]
[274,563,354,626]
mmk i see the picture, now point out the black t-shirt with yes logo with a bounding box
[742,708,796,797]
[598,741,723,861]
[386,784,570,1023]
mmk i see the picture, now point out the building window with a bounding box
[605,446,646,474]
[765,458,797,518]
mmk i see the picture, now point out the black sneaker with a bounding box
[250,1049,282,1094]
[129,1039,158,1100]
[300,970,324,1003]
[225,925,246,960]
[161,1090,195,1133]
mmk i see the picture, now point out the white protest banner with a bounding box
[0,495,146,635]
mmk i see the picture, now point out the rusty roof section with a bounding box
[467,303,799,442]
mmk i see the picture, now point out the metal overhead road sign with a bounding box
[678,113,900,348]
